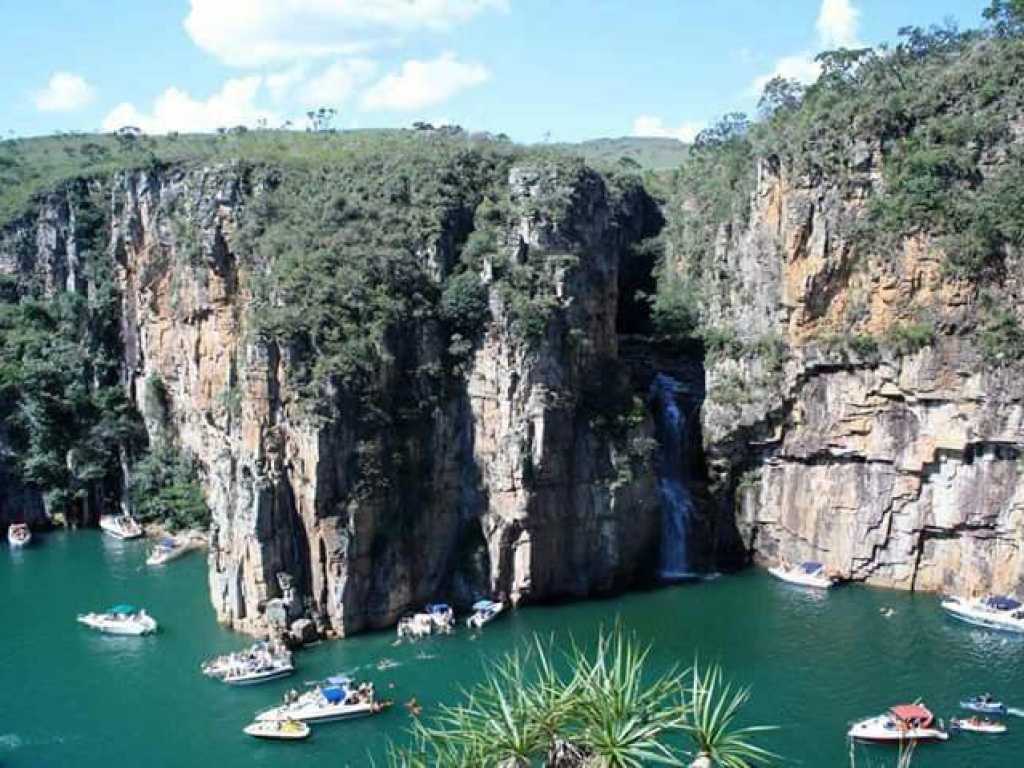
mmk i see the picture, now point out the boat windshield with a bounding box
[800,561,824,574]
[985,595,1022,611]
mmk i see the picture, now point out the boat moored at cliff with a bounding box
[768,561,835,589]
[146,536,193,566]
[77,605,158,635]
[7,523,31,548]
[99,514,144,540]
[255,676,384,724]
[942,595,1024,633]
[848,703,948,742]
[467,599,505,628]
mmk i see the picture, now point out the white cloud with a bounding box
[749,0,863,97]
[631,115,702,143]
[361,52,488,111]
[184,0,508,67]
[34,72,96,112]
[299,59,377,107]
[750,53,824,96]
[102,77,281,134]
[816,0,861,49]
[267,65,308,103]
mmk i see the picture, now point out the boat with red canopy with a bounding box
[848,703,949,742]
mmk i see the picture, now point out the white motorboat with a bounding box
[7,523,31,548]
[425,603,455,633]
[77,604,158,636]
[768,560,835,589]
[942,594,1024,633]
[202,642,291,680]
[950,717,1007,734]
[397,613,434,639]
[848,704,948,742]
[255,676,384,724]
[467,599,504,629]
[960,694,1007,715]
[146,536,193,566]
[99,514,144,540]
[224,658,295,686]
[243,719,310,741]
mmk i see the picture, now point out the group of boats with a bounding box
[848,694,1020,744]
[396,599,504,639]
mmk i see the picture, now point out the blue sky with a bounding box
[2,0,992,142]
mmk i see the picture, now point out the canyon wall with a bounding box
[0,158,701,636]
[687,149,1024,596]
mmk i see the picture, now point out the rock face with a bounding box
[0,159,683,636]
[687,151,1024,596]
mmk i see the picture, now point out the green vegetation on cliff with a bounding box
[655,0,1024,364]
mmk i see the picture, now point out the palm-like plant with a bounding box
[567,630,688,767]
[387,628,777,768]
[681,665,777,768]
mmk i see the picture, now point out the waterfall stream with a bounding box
[649,373,698,580]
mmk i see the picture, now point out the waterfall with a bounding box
[649,373,697,580]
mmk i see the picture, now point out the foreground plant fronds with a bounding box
[386,627,776,767]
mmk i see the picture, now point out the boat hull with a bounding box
[848,715,948,742]
[951,719,1007,734]
[77,614,158,636]
[243,722,310,740]
[942,599,1024,634]
[224,666,295,686]
[256,704,374,724]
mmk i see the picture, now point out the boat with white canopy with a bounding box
[77,604,158,635]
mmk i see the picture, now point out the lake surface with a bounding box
[3,531,1023,767]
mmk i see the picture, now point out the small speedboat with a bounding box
[7,523,31,548]
[950,717,1007,734]
[77,604,158,635]
[942,595,1024,633]
[960,694,1007,715]
[848,703,948,742]
[768,560,835,589]
[255,676,383,724]
[243,719,310,741]
[99,514,144,540]
[146,536,193,566]
[467,599,504,629]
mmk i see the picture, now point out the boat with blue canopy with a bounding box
[255,674,385,724]
[942,594,1024,633]
[425,603,455,632]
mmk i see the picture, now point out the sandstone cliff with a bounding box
[684,147,1024,596]
[0,152,689,636]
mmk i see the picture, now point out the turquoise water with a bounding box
[3,531,1023,767]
